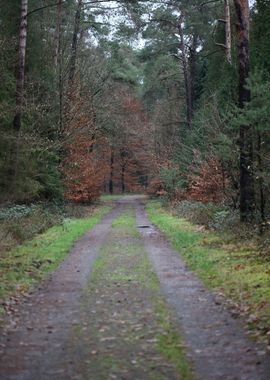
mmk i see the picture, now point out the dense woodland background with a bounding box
[1,0,270,226]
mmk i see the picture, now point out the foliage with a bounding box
[0,204,36,220]
[1,0,270,224]
[170,199,241,231]
[62,84,110,202]
[0,203,64,253]
[187,157,230,203]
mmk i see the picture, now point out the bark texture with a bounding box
[13,0,28,132]
[109,149,114,194]
[69,0,83,83]
[178,13,192,128]
[53,0,62,67]
[224,0,232,64]
[234,0,255,222]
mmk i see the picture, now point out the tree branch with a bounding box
[200,0,222,6]
[215,42,227,49]
[26,1,68,17]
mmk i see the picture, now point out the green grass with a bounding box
[0,205,111,306]
[155,300,192,379]
[100,194,134,201]
[100,194,146,203]
[147,200,270,345]
[100,194,125,202]
[111,209,135,228]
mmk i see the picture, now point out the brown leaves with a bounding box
[186,158,230,203]
[62,86,110,202]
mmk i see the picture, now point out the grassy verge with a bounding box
[100,194,145,202]
[84,209,193,380]
[147,200,270,347]
[0,205,111,316]
[0,202,105,254]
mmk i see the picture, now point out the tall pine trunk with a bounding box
[224,0,232,64]
[53,0,62,67]
[10,0,28,187]
[109,149,114,195]
[69,0,83,83]
[256,130,265,225]
[13,0,28,132]
[178,13,192,128]
[234,0,255,222]
[120,150,126,193]
[53,0,63,133]
[189,34,198,112]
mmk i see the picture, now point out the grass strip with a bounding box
[146,200,270,345]
[0,205,111,308]
[86,208,193,380]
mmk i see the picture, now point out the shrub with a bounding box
[171,200,239,231]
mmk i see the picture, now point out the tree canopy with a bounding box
[1,0,270,224]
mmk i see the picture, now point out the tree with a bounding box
[13,0,28,133]
[234,0,255,222]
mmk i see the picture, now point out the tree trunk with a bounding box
[58,56,63,133]
[10,0,28,187]
[121,164,125,193]
[53,0,63,133]
[69,0,83,83]
[189,34,198,112]
[120,150,126,193]
[224,0,232,64]
[256,130,265,224]
[53,0,62,67]
[234,0,255,222]
[178,13,192,128]
[109,149,114,195]
[13,0,28,132]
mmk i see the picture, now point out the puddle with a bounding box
[137,225,157,235]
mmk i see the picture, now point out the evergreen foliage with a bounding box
[0,0,270,223]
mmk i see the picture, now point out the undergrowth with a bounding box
[0,202,101,254]
[0,205,111,318]
[147,200,270,347]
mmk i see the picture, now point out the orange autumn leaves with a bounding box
[62,88,152,202]
[62,85,229,203]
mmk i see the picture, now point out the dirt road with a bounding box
[0,196,269,380]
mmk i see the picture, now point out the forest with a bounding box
[1,0,269,224]
[1,1,270,379]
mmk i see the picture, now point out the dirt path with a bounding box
[136,200,270,380]
[0,205,123,380]
[0,196,270,380]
